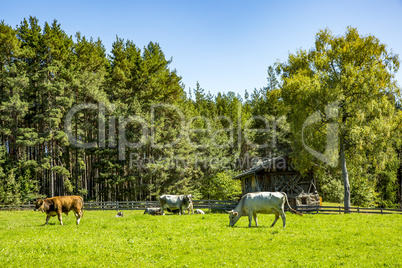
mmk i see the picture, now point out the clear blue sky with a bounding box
[1,0,402,97]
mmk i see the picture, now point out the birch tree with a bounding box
[279,27,400,210]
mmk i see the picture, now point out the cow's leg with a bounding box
[253,212,258,227]
[188,204,194,215]
[57,212,63,225]
[161,206,165,216]
[45,215,51,225]
[270,211,280,227]
[75,210,81,225]
[279,209,286,228]
[248,211,253,227]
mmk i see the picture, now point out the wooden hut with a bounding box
[233,155,320,207]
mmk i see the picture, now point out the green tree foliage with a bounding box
[200,171,241,201]
[278,27,400,208]
[247,65,291,159]
[0,18,400,207]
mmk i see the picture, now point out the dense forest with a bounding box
[0,17,401,208]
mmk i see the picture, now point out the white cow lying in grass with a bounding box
[194,209,205,214]
[228,192,302,228]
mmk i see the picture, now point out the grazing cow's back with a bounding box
[35,195,84,225]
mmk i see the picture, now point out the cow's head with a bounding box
[34,199,45,212]
[115,211,124,217]
[229,210,240,227]
[34,198,55,212]
[184,194,193,204]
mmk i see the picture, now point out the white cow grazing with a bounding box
[159,194,193,215]
[228,192,302,228]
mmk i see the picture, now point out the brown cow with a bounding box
[34,196,84,225]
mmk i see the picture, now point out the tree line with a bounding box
[0,17,401,208]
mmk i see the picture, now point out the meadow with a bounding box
[0,210,401,267]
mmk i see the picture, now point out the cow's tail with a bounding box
[281,192,303,216]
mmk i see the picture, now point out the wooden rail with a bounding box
[286,205,402,215]
[1,201,402,215]
[82,200,239,211]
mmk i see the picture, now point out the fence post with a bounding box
[316,205,319,214]
[116,200,119,211]
[357,207,359,213]
[339,206,341,214]
[381,208,383,215]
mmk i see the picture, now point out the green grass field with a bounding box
[0,210,401,267]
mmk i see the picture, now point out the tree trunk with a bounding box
[397,149,402,209]
[340,141,351,212]
[50,139,55,197]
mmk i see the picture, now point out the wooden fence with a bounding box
[0,200,238,212]
[289,205,402,215]
[1,201,402,215]
[0,203,35,211]
[84,200,238,211]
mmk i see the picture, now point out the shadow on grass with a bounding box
[34,222,57,227]
[228,225,279,229]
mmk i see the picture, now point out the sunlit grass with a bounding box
[0,210,401,267]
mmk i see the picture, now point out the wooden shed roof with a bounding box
[233,155,290,180]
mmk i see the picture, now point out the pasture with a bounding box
[0,210,401,267]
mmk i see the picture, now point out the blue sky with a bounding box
[1,0,402,97]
